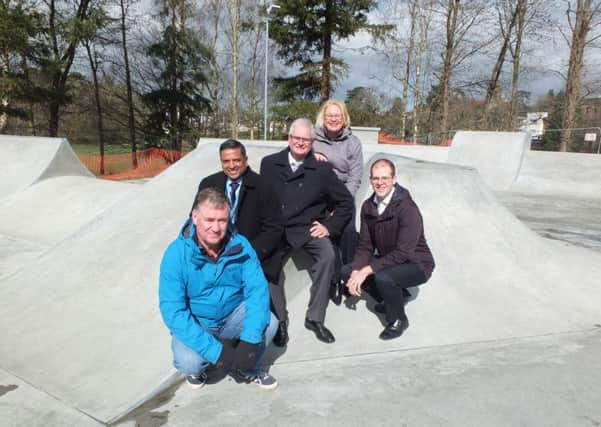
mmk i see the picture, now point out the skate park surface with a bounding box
[1,132,600,426]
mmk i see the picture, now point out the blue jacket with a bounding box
[159,218,270,364]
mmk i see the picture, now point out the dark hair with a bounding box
[370,158,396,177]
[191,187,229,211]
[219,139,247,158]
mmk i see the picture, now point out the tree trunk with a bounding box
[401,0,417,139]
[21,54,36,134]
[439,0,459,137]
[484,1,519,107]
[230,0,240,138]
[509,0,527,127]
[120,0,137,168]
[247,2,263,141]
[320,0,334,102]
[1,48,8,131]
[47,0,91,137]
[413,0,432,142]
[560,0,593,152]
[85,42,105,175]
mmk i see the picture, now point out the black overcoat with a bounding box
[197,167,284,282]
[259,148,353,249]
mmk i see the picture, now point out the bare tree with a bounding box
[45,0,93,136]
[484,0,520,108]
[559,0,601,151]
[241,1,264,140]
[413,0,434,141]
[118,0,138,167]
[228,0,240,138]
[509,0,528,125]
[433,0,489,137]
[400,0,417,138]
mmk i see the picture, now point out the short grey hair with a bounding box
[288,118,315,139]
[191,187,229,211]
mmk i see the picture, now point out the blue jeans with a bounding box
[171,302,278,377]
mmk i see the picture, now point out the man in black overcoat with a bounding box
[260,118,353,344]
[197,139,284,318]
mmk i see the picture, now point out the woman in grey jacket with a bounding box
[313,99,364,302]
[313,100,363,196]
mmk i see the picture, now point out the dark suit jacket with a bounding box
[197,167,284,282]
[259,148,353,249]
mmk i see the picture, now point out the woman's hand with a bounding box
[314,152,328,162]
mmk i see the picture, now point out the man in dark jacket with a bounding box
[197,139,283,285]
[260,118,353,344]
[344,159,435,340]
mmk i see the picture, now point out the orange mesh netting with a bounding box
[378,132,453,146]
[79,147,187,180]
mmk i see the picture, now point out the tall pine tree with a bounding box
[269,0,388,104]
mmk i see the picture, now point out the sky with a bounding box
[325,2,574,107]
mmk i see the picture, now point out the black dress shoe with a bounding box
[329,281,342,305]
[304,319,335,343]
[379,318,409,340]
[273,320,289,347]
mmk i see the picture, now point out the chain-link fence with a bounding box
[533,127,601,154]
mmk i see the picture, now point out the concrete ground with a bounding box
[2,135,601,427]
[113,328,601,427]
[108,192,601,427]
[497,192,601,252]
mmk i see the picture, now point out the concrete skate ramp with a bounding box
[512,150,601,198]
[368,143,450,163]
[275,152,601,363]
[1,142,601,424]
[0,135,93,199]
[447,131,529,190]
[0,176,134,245]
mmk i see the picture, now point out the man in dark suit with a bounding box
[260,118,353,344]
[197,140,285,342]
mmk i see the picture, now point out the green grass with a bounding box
[71,143,134,156]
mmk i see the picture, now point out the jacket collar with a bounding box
[274,147,317,170]
[218,167,257,189]
[314,126,352,144]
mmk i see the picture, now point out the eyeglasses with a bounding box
[370,176,393,183]
[325,114,342,119]
[289,135,312,143]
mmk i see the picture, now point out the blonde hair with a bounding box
[315,99,351,129]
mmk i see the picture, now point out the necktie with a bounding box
[230,181,240,207]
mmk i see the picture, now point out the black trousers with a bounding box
[341,261,427,323]
[333,209,358,283]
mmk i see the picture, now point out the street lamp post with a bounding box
[264,2,279,142]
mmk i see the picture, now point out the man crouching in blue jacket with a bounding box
[159,187,278,390]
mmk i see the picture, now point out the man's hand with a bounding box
[346,266,374,297]
[234,341,261,371]
[215,339,237,372]
[314,152,328,162]
[310,221,330,238]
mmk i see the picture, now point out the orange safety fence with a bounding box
[378,132,453,147]
[78,147,188,180]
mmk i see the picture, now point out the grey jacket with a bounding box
[313,127,363,196]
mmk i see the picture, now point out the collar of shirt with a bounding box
[373,189,394,216]
[287,152,304,172]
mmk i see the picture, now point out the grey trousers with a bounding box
[269,237,336,323]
